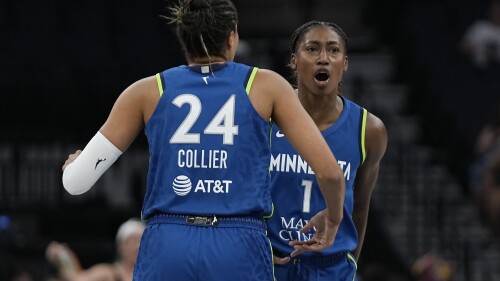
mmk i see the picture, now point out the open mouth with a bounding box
[314,69,330,82]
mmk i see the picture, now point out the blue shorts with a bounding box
[133,215,274,281]
[273,251,358,281]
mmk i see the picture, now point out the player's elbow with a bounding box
[317,167,345,190]
[63,184,90,196]
[60,132,122,196]
[62,165,93,195]
[320,167,344,183]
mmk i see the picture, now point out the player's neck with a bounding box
[188,55,228,66]
[298,90,343,130]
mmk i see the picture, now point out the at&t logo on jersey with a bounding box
[194,179,232,193]
[172,175,232,196]
[172,175,192,196]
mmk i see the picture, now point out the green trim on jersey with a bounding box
[263,203,274,219]
[347,252,358,281]
[156,73,164,97]
[245,67,259,94]
[361,108,367,164]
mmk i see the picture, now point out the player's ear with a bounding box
[226,29,239,61]
[228,27,238,50]
[290,54,297,70]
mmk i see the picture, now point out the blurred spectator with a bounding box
[474,102,500,157]
[11,270,34,281]
[469,102,500,193]
[469,102,500,235]
[479,152,500,235]
[411,253,454,281]
[460,0,500,69]
[45,218,145,281]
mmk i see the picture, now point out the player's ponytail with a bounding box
[164,0,238,60]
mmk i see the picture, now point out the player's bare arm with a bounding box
[62,76,158,194]
[99,75,159,152]
[251,69,346,255]
[352,112,388,260]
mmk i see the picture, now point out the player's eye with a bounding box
[305,46,318,52]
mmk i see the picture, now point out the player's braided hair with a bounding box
[289,20,348,54]
[164,0,238,61]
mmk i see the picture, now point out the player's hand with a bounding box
[273,254,290,265]
[62,150,82,171]
[288,209,339,257]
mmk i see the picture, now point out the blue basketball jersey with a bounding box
[268,95,367,257]
[142,62,272,220]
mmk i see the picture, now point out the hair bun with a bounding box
[190,0,210,10]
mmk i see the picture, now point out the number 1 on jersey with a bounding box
[301,179,313,213]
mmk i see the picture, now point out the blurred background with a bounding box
[1,0,500,280]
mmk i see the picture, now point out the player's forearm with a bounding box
[62,132,122,195]
[352,213,368,259]
[316,170,345,224]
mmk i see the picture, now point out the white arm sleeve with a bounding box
[62,132,123,195]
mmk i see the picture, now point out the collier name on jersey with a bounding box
[178,149,228,169]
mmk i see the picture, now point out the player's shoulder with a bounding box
[252,68,291,92]
[365,111,386,133]
[125,75,158,99]
[364,111,388,157]
[344,97,385,133]
[254,68,284,82]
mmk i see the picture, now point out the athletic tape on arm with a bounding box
[62,132,123,195]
